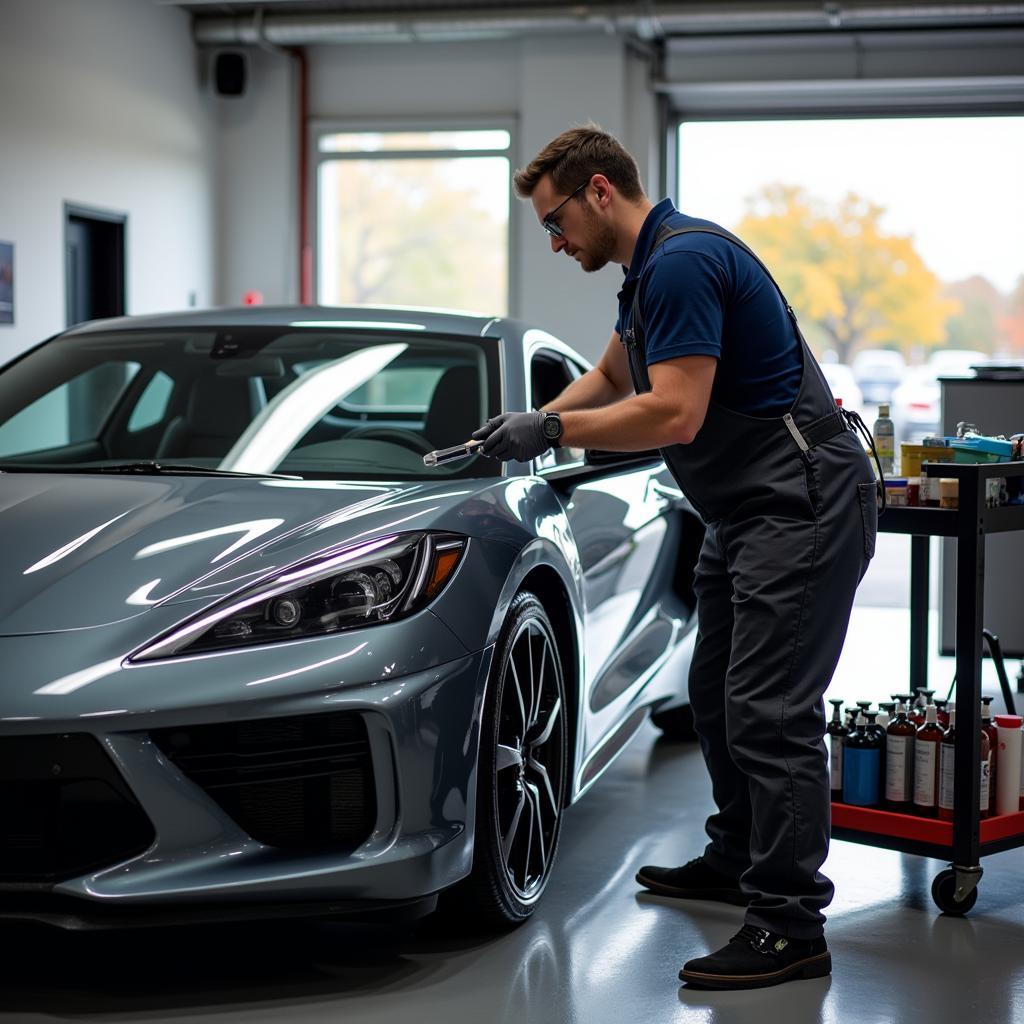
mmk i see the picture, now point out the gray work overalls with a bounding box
[623,223,878,938]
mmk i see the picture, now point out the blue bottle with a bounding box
[843,713,882,807]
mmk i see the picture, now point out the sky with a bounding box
[677,116,1024,294]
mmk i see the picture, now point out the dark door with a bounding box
[65,205,126,327]
[64,205,128,439]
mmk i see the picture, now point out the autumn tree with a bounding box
[943,275,1004,352]
[326,157,508,315]
[736,185,959,364]
[998,275,1024,356]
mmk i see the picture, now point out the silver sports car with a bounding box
[0,306,702,930]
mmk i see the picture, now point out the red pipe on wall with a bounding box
[289,46,312,305]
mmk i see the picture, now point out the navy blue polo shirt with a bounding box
[615,199,802,416]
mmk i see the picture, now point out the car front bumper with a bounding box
[0,632,494,928]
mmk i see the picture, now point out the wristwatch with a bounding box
[542,411,563,448]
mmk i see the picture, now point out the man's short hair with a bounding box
[513,123,645,202]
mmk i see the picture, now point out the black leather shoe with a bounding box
[679,925,831,990]
[635,856,747,906]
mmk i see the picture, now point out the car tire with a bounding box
[651,703,697,742]
[444,591,569,929]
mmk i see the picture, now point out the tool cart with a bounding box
[831,459,1024,914]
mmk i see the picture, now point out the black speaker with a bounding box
[214,52,247,97]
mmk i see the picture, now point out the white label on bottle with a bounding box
[939,743,955,811]
[914,740,938,807]
[885,735,912,802]
[980,759,991,813]
[830,735,844,790]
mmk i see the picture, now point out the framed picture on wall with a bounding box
[0,242,12,324]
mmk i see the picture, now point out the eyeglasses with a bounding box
[542,180,589,237]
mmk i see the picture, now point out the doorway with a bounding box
[64,204,128,439]
[64,204,126,328]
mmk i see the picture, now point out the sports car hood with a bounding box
[0,472,501,635]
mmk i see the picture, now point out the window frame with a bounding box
[523,329,589,476]
[309,117,517,317]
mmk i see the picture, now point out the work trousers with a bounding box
[689,489,874,938]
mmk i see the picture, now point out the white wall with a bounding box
[216,47,296,311]
[220,34,660,362]
[0,0,218,362]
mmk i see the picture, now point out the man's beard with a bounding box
[577,205,617,273]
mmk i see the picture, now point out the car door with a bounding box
[529,344,692,747]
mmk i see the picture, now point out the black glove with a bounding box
[472,411,549,462]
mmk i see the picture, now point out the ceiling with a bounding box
[165,2,1024,46]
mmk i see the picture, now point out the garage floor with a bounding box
[3,537,1023,1024]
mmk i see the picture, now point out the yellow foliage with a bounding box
[736,185,960,362]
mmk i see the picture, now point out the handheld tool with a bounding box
[423,439,484,467]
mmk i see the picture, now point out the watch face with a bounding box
[543,416,560,439]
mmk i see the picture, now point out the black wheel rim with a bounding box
[494,617,566,902]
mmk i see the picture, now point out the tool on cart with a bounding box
[422,439,483,467]
[943,629,1018,718]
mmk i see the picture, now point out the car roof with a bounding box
[852,348,905,367]
[61,305,522,341]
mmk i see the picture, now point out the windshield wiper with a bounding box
[0,461,299,480]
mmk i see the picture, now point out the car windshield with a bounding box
[0,326,501,480]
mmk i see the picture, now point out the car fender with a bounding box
[427,476,584,691]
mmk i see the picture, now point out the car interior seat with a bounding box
[423,365,481,449]
[155,375,266,460]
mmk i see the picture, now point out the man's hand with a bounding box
[472,411,548,462]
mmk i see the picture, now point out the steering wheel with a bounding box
[344,426,435,456]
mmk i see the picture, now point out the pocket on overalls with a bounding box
[800,451,824,517]
[856,481,878,560]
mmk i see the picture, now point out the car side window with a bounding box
[0,361,140,457]
[127,370,175,433]
[530,350,585,470]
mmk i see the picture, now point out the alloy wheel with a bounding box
[494,616,566,902]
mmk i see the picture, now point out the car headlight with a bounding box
[132,531,466,660]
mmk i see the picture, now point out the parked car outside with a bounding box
[0,306,702,932]
[852,348,907,405]
[819,362,864,420]
[889,349,987,446]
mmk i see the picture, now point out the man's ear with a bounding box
[590,173,613,207]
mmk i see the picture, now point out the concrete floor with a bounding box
[3,535,1023,1023]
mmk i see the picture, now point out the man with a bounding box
[472,125,877,990]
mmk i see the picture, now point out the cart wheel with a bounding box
[931,869,978,916]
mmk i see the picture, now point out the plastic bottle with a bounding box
[980,722,992,822]
[865,710,887,790]
[910,689,935,727]
[914,704,944,817]
[981,697,997,818]
[864,709,884,742]
[873,403,895,476]
[994,714,1023,815]
[1019,721,1024,812]
[934,698,950,730]
[827,699,846,802]
[938,708,957,821]
[893,693,915,729]
[880,706,893,785]
[885,700,916,812]
[843,713,882,807]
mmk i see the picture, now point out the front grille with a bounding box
[0,734,155,884]
[151,712,376,852]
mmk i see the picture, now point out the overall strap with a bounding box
[626,222,850,457]
[630,223,803,342]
